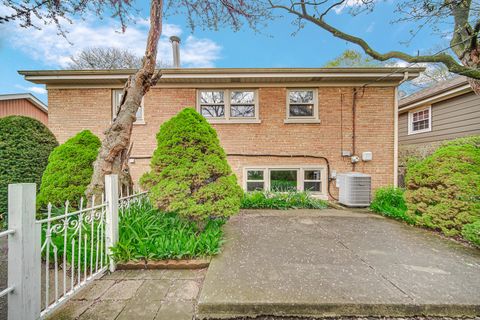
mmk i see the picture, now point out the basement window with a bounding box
[112,89,145,124]
[244,166,326,196]
[285,89,319,123]
[408,106,431,135]
[197,89,260,123]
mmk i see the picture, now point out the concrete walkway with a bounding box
[49,269,206,320]
[198,209,480,319]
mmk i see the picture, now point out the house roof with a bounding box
[398,76,471,113]
[0,93,48,113]
[19,67,424,87]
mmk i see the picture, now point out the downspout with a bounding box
[394,71,409,186]
[352,88,358,171]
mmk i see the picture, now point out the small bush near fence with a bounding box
[111,198,225,262]
[241,191,328,210]
[370,187,414,224]
[0,116,58,223]
[37,130,101,209]
[141,108,243,227]
[405,137,480,237]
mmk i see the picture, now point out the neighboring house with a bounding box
[398,76,480,185]
[20,67,422,200]
[0,93,48,125]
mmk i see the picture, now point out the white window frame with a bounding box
[243,165,327,198]
[408,105,431,135]
[196,89,260,124]
[285,88,320,124]
[112,89,145,124]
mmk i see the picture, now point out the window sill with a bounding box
[133,121,146,126]
[407,128,431,135]
[207,119,262,124]
[284,118,321,124]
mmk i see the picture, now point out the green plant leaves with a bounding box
[241,191,328,210]
[110,199,226,262]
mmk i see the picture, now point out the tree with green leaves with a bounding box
[141,108,243,227]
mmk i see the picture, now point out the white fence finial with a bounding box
[104,174,119,272]
[8,183,41,320]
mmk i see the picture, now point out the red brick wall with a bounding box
[47,86,395,199]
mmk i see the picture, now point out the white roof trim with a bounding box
[0,93,48,113]
[398,84,472,113]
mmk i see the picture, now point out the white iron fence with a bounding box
[2,174,145,320]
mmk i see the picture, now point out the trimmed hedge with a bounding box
[141,108,243,224]
[0,116,58,216]
[37,130,101,208]
[405,135,480,237]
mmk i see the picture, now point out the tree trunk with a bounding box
[462,49,480,95]
[85,0,163,200]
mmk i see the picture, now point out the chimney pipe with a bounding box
[170,36,181,68]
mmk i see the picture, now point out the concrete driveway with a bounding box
[198,209,480,319]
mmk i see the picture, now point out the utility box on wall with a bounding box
[337,172,371,207]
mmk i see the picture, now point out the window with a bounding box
[304,170,322,192]
[244,166,326,196]
[246,170,265,191]
[286,89,319,123]
[408,106,431,135]
[112,90,144,124]
[197,89,259,123]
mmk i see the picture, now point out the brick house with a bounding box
[0,93,48,125]
[20,67,422,200]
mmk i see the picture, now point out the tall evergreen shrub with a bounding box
[141,108,243,224]
[0,116,58,216]
[37,130,101,208]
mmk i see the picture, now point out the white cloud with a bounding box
[3,14,221,68]
[14,85,47,95]
[334,0,377,14]
[366,22,375,33]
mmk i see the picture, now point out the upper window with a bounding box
[286,89,319,123]
[408,106,431,135]
[198,89,259,123]
[112,89,145,124]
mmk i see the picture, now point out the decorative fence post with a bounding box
[8,183,41,320]
[105,174,119,273]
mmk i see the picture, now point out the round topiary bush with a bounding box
[0,116,58,216]
[404,135,480,237]
[141,108,243,226]
[37,130,101,208]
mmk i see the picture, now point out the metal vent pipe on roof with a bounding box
[170,36,181,68]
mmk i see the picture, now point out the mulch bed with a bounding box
[116,258,210,270]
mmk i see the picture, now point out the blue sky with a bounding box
[0,1,449,103]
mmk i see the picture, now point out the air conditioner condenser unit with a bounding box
[337,172,371,207]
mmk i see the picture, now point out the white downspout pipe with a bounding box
[394,71,409,186]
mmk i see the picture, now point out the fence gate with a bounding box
[3,175,126,320]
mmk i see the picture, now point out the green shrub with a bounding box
[370,187,414,224]
[405,137,480,237]
[111,198,225,262]
[0,116,58,217]
[462,220,480,247]
[241,191,328,210]
[141,108,243,224]
[37,130,101,208]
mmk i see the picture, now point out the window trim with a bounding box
[243,165,327,197]
[196,89,260,124]
[112,89,145,125]
[408,105,431,135]
[285,88,320,124]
